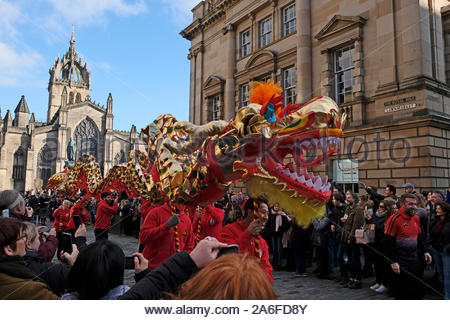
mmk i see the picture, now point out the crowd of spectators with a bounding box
[0,181,449,300]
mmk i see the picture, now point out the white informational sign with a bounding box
[333,159,359,183]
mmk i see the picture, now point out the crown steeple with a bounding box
[47,30,91,122]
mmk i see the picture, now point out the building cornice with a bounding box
[180,0,239,40]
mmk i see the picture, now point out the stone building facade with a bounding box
[182,0,450,193]
[0,34,145,192]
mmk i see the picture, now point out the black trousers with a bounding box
[391,264,425,299]
[94,229,109,241]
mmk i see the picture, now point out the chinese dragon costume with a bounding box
[48,81,346,226]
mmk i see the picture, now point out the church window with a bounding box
[76,93,81,103]
[12,149,25,180]
[114,150,126,166]
[73,118,99,159]
[69,92,74,104]
[37,144,54,186]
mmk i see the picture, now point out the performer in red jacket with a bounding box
[52,200,72,233]
[52,199,72,258]
[67,197,90,233]
[219,195,273,282]
[139,202,194,269]
[192,204,224,245]
[94,192,118,241]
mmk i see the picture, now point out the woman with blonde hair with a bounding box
[175,253,277,299]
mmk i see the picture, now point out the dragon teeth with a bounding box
[321,182,331,193]
[322,175,328,185]
[301,140,311,148]
[313,178,322,191]
[298,175,306,183]
[305,179,313,188]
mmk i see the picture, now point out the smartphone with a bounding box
[2,209,9,218]
[73,215,82,230]
[124,255,135,269]
[60,232,73,254]
[39,227,51,234]
[217,244,239,258]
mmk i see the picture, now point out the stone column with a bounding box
[224,24,236,121]
[296,0,312,103]
[250,13,257,53]
[272,1,279,42]
[56,129,69,172]
[375,0,399,95]
[188,50,195,123]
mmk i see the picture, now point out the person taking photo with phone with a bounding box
[0,190,33,222]
[22,222,85,296]
[0,218,59,299]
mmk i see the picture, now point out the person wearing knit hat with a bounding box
[0,190,33,221]
[402,183,415,194]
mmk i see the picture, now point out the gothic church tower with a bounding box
[47,31,91,122]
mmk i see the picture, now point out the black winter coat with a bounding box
[265,211,290,237]
[24,249,69,296]
[430,216,450,253]
[118,251,198,300]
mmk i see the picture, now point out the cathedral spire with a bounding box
[69,25,76,85]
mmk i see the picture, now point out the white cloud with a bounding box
[160,0,198,25]
[0,41,43,87]
[0,0,21,39]
[46,0,147,26]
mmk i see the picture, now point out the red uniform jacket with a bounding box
[219,219,273,282]
[67,200,90,231]
[139,203,194,269]
[94,200,118,230]
[193,205,224,243]
[52,208,71,232]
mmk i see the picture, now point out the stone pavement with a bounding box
[83,225,442,300]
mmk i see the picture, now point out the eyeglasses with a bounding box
[378,206,385,209]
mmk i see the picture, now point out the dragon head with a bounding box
[192,81,345,225]
[231,96,346,225]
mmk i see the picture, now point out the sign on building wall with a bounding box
[384,96,417,113]
[333,159,359,183]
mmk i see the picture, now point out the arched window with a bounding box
[114,150,126,166]
[37,144,54,187]
[69,92,74,104]
[12,148,25,180]
[73,118,99,159]
[75,93,81,103]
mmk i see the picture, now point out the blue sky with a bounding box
[0,0,199,131]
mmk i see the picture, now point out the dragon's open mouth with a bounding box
[263,129,342,201]
[235,127,343,225]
